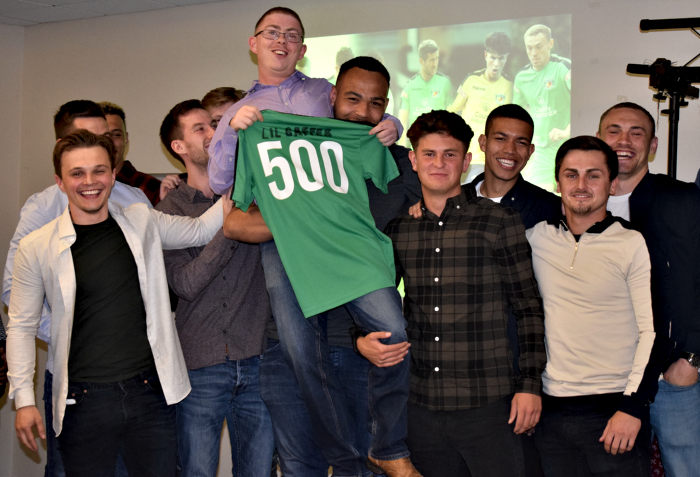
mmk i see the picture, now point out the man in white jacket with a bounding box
[526,136,657,477]
[7,130,229,477]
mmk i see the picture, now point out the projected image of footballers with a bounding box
[399,39,453,146]
[514,24,571,192]
[448,31,513,171]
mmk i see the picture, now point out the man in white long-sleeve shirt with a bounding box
[7,130,229,477]
[526,136,657,477]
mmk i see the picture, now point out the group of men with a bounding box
[1,5,698,477]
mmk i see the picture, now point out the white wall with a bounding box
[2,0,700,475]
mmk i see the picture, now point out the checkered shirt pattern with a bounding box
[385,186,546,411]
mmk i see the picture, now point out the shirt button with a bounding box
[438,221,443,226]
[434,307,439,311]
[435,248,440,252]
[223,303,227,308]
[434,367,439,372]
[434,277,439,282]
[456,205,460,209]
[435,336,440,341]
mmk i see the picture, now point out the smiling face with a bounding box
[410,132,470,200]
[249,12,307,85]
[596,107,657,183]
[55,146,115,225]
[171,109,215,170]
[480,117,534,186]
[331,67,389,126]
[524,33,553,72]
[485,51,508,82]
[557,149,617,221]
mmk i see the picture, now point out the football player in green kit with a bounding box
[514,24,571,192]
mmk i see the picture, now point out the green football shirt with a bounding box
[233,111,399,317]
[400,72,453,129]
[513,55,571,152]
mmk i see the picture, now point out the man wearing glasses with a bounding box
[208,7,421,477]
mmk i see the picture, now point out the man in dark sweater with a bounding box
[597,102,700,477]
[157,100,274,477]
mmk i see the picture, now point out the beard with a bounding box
[190,150,209,173]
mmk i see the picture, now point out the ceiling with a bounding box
[0,0,230,26]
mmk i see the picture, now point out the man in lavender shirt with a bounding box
[210,7,421,477]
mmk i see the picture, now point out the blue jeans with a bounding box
[259,240,409,477]
[44,370,129,477]
[650,376,700,477]
[176,356,274,477]
[535,394,651,477]
[57,369,177,477]
[260,339,375,476]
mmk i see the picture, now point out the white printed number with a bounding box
[257,140,348,200]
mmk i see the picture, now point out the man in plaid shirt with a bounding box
[379,110,546,476]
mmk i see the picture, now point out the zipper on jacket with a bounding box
[570,241,579,270]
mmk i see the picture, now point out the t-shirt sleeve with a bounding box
[362,136,400,194]
[231,129,255,213]
[399,87,410,112]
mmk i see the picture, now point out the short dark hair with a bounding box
[337,56,391,88]
[255,7,305,38]
[418,39,439,60]
[484,32,512,55]
[407,110,474,152]
[53,129,115,178]
[598,102,656,137]
[335,47,354,67]
[53,100,105,140]
[555,135,619,182]
[159,99,205,165]
[99,101,126,129]
[201,87,245,111]
[484,104,534,137]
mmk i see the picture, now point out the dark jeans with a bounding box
[57,369,177,477]
[259,240,409,477]
[176,356,274,477]
[44,370,129,477]
[406,396,526,477]
[534,394,651,477]
[260,338,375,477]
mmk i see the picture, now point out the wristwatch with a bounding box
[680,351,700,369]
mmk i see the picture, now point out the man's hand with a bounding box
[663,357,699,386]
[548,125,570,142]
[356,332,410,367]
[15,405,46,452]
[369,119,398,146]
[599,411,641,455]
[508,393,542,435]
[408,201,422,219]
[159,174,181,200]
[229,105,264,132]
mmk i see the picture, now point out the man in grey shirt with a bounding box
[157,100,273,477]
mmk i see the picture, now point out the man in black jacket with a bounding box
[597,102,700,477]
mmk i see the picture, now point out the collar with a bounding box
[468,172,525,201]
[249,70,307,93]
[176,179,219,205]
[116,160,137,180]
[420,185,474,220]
[554,211,619,234]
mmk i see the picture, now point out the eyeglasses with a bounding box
[254,29,303,43]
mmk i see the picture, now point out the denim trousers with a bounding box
[650,376,700,477]
[535,394,651,477]
[406,396,526,477]
[260,338,375,477]
[176,356,275,477]
[44,370,129,477]
[57,369,177,477]
[259,240,410,477]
